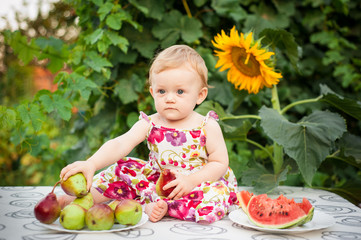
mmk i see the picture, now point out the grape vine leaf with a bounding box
[259,28,299,72]
[4,30,39,65]
[0,106,16,129]
[152,10,202,47]
[39,93,72,121]
[84,51,113,72]
[17,103,45,132]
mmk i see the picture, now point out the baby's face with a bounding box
[150,65,207,125]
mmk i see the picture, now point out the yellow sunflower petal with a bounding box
[212,27,282,94]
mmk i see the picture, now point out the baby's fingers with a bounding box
[84,173,93,191]
[60,163,81,180]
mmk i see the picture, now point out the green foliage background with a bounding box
[1,0,360,204]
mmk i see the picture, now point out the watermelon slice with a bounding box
[246,194,313,229]
[296,198,314,225]
[236,190,254,213]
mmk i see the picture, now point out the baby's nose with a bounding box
[166,93,176,102]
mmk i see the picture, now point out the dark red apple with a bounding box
[155,168,176,197]
[34,181,61,224]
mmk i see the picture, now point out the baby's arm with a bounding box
[60,119,149,190]
[167,118,229,199]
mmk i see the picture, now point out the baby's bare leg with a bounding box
[58,187,111,209]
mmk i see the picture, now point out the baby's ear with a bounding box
[149,86,154,97]
[197,87,208,105]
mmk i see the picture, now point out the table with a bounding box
[0,186,360,240]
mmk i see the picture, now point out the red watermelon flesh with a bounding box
[247,194,310,229]
[297,198,313,214]
[236,190,254,213]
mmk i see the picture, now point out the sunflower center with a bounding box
[231,47,261,77]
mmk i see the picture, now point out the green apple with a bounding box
[59,203,86,230]
[115,199,142,225]
[61,173,87,197]
[73,192,94,210]
[85,203,114,230]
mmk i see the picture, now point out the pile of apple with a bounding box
[34,173,142,231]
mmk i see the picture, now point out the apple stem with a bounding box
[51,180,61,193]
[154,160,163,171]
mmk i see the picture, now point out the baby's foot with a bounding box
[145,200,168,222]
[57,195,75,209]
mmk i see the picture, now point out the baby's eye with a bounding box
[177,89,184,94]
[159,89,165,94]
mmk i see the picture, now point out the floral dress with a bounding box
[92,111,238,223]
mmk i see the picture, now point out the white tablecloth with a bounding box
[0,186,360,240]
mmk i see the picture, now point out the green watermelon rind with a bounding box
[248,212,307,229]
[246,195,310,229]
[296,206,314,226]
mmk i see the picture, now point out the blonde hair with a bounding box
[148,45,209,88]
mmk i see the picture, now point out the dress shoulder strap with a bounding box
[139,111,151,123]
[200,111,219,127]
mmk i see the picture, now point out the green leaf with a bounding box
[17,103,31,124]
[34,37,69,73]
[110,48,138,64]
[180,17,203,43]
[241,161,288,193]
[63,138,91,164]
[84,29,104,45]
[220,119,253,141]
[152,10,202,46]
[105,30,129,53]
[97,1,114,21]
[126,112,139,128]
[323,50,345,65]
[39,93,73,121]
[319,84,361,120]
[84,51,113,72]
[25,134,50,156]
[333,64,359,88]
[259,107,347,185]
[211,0,247,22]
[208,81,234,106]
[129,0,149,15]
[0,106,16,129]
[106,13,123,30]
[259,28,299,71]
[337,133,361,169]
[129,0,165,20]
[310,31,336,48]
[69,72,98,100]
[17,103,45,132]
[91,0,103,6]
[196,101,227,119]
[4,31,39,65]
[122,25,158,58]
[115,79,139,104]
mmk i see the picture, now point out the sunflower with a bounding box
[212,26,282,94]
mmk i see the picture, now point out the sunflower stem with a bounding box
[182,0,192,18]
[221,114,261,121]
[271,85,284,174]
[280,96,322,115]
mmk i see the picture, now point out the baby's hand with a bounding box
[164,171,196,200]
[60,161,96,191]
